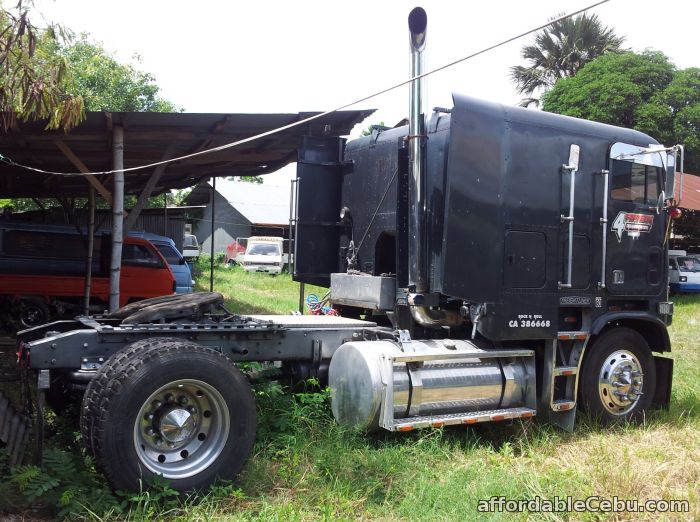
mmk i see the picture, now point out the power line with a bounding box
[0,0,610,178]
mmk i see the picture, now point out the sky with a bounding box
[33,0,700,185]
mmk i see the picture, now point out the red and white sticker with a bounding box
[611,212,654,242]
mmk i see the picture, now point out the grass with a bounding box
[185,264,699,521]
[193,257,327,314]
[2,262,699,520]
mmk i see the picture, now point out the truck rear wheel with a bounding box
[579,328,656,424]
[80,340,256,492]
[81,337,180,457]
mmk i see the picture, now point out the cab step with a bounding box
[391,407,536,432]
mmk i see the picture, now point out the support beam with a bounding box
[109,126,124,312]
[55,141,113,205]
[123,144,176,234]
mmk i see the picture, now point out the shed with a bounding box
[186,178,292,254]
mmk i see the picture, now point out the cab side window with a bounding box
[122,243,163,267]
[610,159,660,205]
[156,244,181,265]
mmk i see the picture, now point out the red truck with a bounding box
[0,221,175,329]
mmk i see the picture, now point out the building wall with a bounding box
[194,190,252,254]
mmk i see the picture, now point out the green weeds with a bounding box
[1,265,698,520]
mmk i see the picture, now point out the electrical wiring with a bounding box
[0,0,610,179]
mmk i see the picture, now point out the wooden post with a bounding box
[109,126,125,312]
[55,141,113,206]
[83,187,95,316]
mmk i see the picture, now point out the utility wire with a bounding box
[0,0,610,178]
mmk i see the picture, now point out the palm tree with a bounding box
[510,13,625,107]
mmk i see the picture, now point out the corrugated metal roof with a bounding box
[675,173,700,211]
[0,109,373,198]
[212,178,290,225]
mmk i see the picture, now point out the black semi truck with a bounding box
[6,7,683,492]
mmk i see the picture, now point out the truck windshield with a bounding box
[677,257,700,272]
[247,244,279,256]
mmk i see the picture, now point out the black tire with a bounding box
[579,327,656,424]
[16,297,50,329]
[81,340,256,492]
[80,337,180,457]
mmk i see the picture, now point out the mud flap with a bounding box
[652,356,673,410]
[0,391,30,466]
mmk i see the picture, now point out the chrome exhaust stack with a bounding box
[407,7,462,328]
[407,6,427,294]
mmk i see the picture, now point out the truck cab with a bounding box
[243,236,284,274]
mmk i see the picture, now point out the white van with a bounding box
[669,250,700,293]
[243,236,284,275]
[182,234,200,260]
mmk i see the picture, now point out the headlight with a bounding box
[680,276,687,282]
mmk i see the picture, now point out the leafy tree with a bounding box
[59,35,179,112]
[0,1,84,130]
[542,51,700,173]
[360,122,387,137]
[1,26,181,213]
[510,13,625,107]
[234,176,264,184]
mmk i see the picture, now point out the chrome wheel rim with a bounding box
[598,350,643,416]
[134,379,230,479]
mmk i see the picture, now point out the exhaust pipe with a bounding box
[407,7,462,330]
[408,6,427,295]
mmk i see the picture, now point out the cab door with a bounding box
[605,143,667,295]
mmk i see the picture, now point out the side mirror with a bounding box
[665,152,676,198]
[567,144,580,171]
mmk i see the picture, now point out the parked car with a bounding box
[0,221,175,329]
[242,236,284,274]
[669,249,700,293]
[128,231,195,293]
[182,233,200,260]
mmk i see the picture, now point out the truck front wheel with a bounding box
[81,341,256,492]
[579,327,656,424]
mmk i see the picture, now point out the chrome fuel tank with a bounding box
[329,339,534,430]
